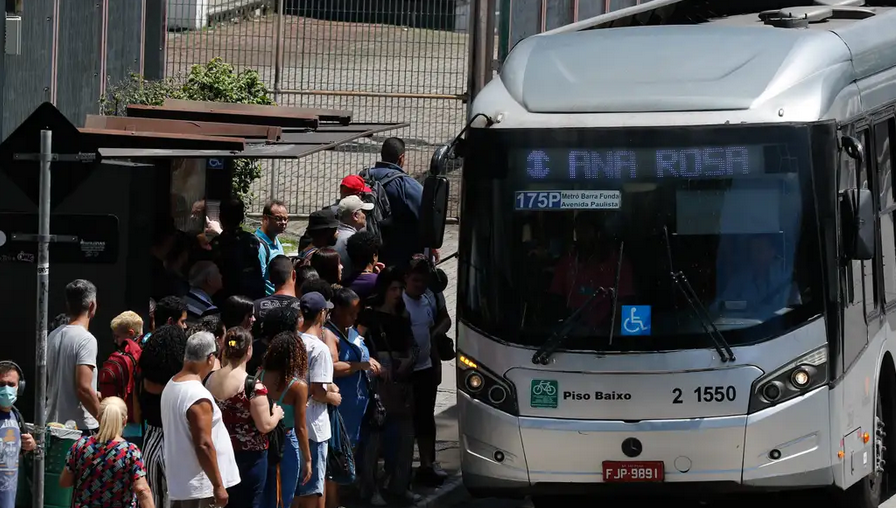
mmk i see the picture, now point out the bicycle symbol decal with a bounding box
[621,305,651,336]
[530,379,559,409]
[532,380,557,396]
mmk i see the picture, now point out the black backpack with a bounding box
[358,168,407,244]
[211,230,268,301]
[245,374,287,466]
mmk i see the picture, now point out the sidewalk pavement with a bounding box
[281,222,467,508]
[339,402,468,508]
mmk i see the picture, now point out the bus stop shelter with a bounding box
[0,100,407,418]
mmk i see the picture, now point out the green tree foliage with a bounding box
[101,58,273,203]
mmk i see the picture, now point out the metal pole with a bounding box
[32,129,52,508]
[273,0,285,93]
[1,3,7,141]
[467,0,486,119]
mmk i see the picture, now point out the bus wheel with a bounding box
[838,388,887,508]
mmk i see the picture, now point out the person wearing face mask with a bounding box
[0,362,35,508]
[548,212,636,330]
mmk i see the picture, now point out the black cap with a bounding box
[300,292,333,317]
[306,209,340,231]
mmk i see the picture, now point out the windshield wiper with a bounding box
[662,226,735,362]
[532,240,625,365]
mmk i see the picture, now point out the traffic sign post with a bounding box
[11,130,87,508]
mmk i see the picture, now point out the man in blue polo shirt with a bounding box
[256,200,288,295]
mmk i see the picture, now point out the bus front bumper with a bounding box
[458,387,833,498]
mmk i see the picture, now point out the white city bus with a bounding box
[439,1,896,506]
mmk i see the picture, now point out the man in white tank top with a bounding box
[162,331,240,508]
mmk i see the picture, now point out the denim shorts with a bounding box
[296,439,328,497]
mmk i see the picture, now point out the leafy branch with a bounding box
[101,57,274,203]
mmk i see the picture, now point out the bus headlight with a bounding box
[457,351,519,415]
[465,371,484,392]
[749,345,828,414]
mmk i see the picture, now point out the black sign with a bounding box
[0,213,120,264]
[515,143,800,182]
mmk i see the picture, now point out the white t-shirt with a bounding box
[403,290,439,372]
[46,325,99,429]
[302,333,334,443]
[161,379,240,501]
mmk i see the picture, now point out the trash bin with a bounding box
[16,424,82,508]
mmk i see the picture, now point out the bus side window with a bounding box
[875,117,896,306]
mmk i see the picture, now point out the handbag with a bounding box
[373,320,414,418]
[327,321,387,430]
[326,406,357,485]
[364,375,387,430]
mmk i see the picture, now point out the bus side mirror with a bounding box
[840,134,874,261]
[420,174,449,249]
[841,187,874,260]
[430,144,450,176]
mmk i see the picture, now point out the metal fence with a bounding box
[164,0,469,217]
[500,0,643,58]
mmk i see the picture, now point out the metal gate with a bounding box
[165,0,469,218]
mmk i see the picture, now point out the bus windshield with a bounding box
[458,124,825,353]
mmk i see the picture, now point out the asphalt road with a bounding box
[452,491,896,508]
[442,480,896,508]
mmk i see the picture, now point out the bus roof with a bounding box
[484,2,896,120]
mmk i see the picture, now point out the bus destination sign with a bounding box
[518,144,781,181]
[515,190,621,211]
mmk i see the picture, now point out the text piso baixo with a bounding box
[564,390,632,401]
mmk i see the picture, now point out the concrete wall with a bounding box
[167,0,268,31]
[1,1,143,138]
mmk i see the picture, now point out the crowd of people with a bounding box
[0,138,456,508]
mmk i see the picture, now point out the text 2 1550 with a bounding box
[671,386,736,404]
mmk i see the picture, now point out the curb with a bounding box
[416,473,470,508]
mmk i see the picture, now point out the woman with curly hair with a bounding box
[259,330,313,508]
[137,324,187,508]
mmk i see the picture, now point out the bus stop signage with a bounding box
[515,190,621,211]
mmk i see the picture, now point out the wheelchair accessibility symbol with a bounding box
[621,305,651,336]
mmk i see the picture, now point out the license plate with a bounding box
[602,461,664,482]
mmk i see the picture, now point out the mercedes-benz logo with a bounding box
[621,437,642,458]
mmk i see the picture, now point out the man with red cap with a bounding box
[299,176,375,251]
[339,175,372,198]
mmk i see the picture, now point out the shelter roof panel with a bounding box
[162,99,352,125]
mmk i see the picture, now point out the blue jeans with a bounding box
[229,450,268,508]
[262,429,300,508]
